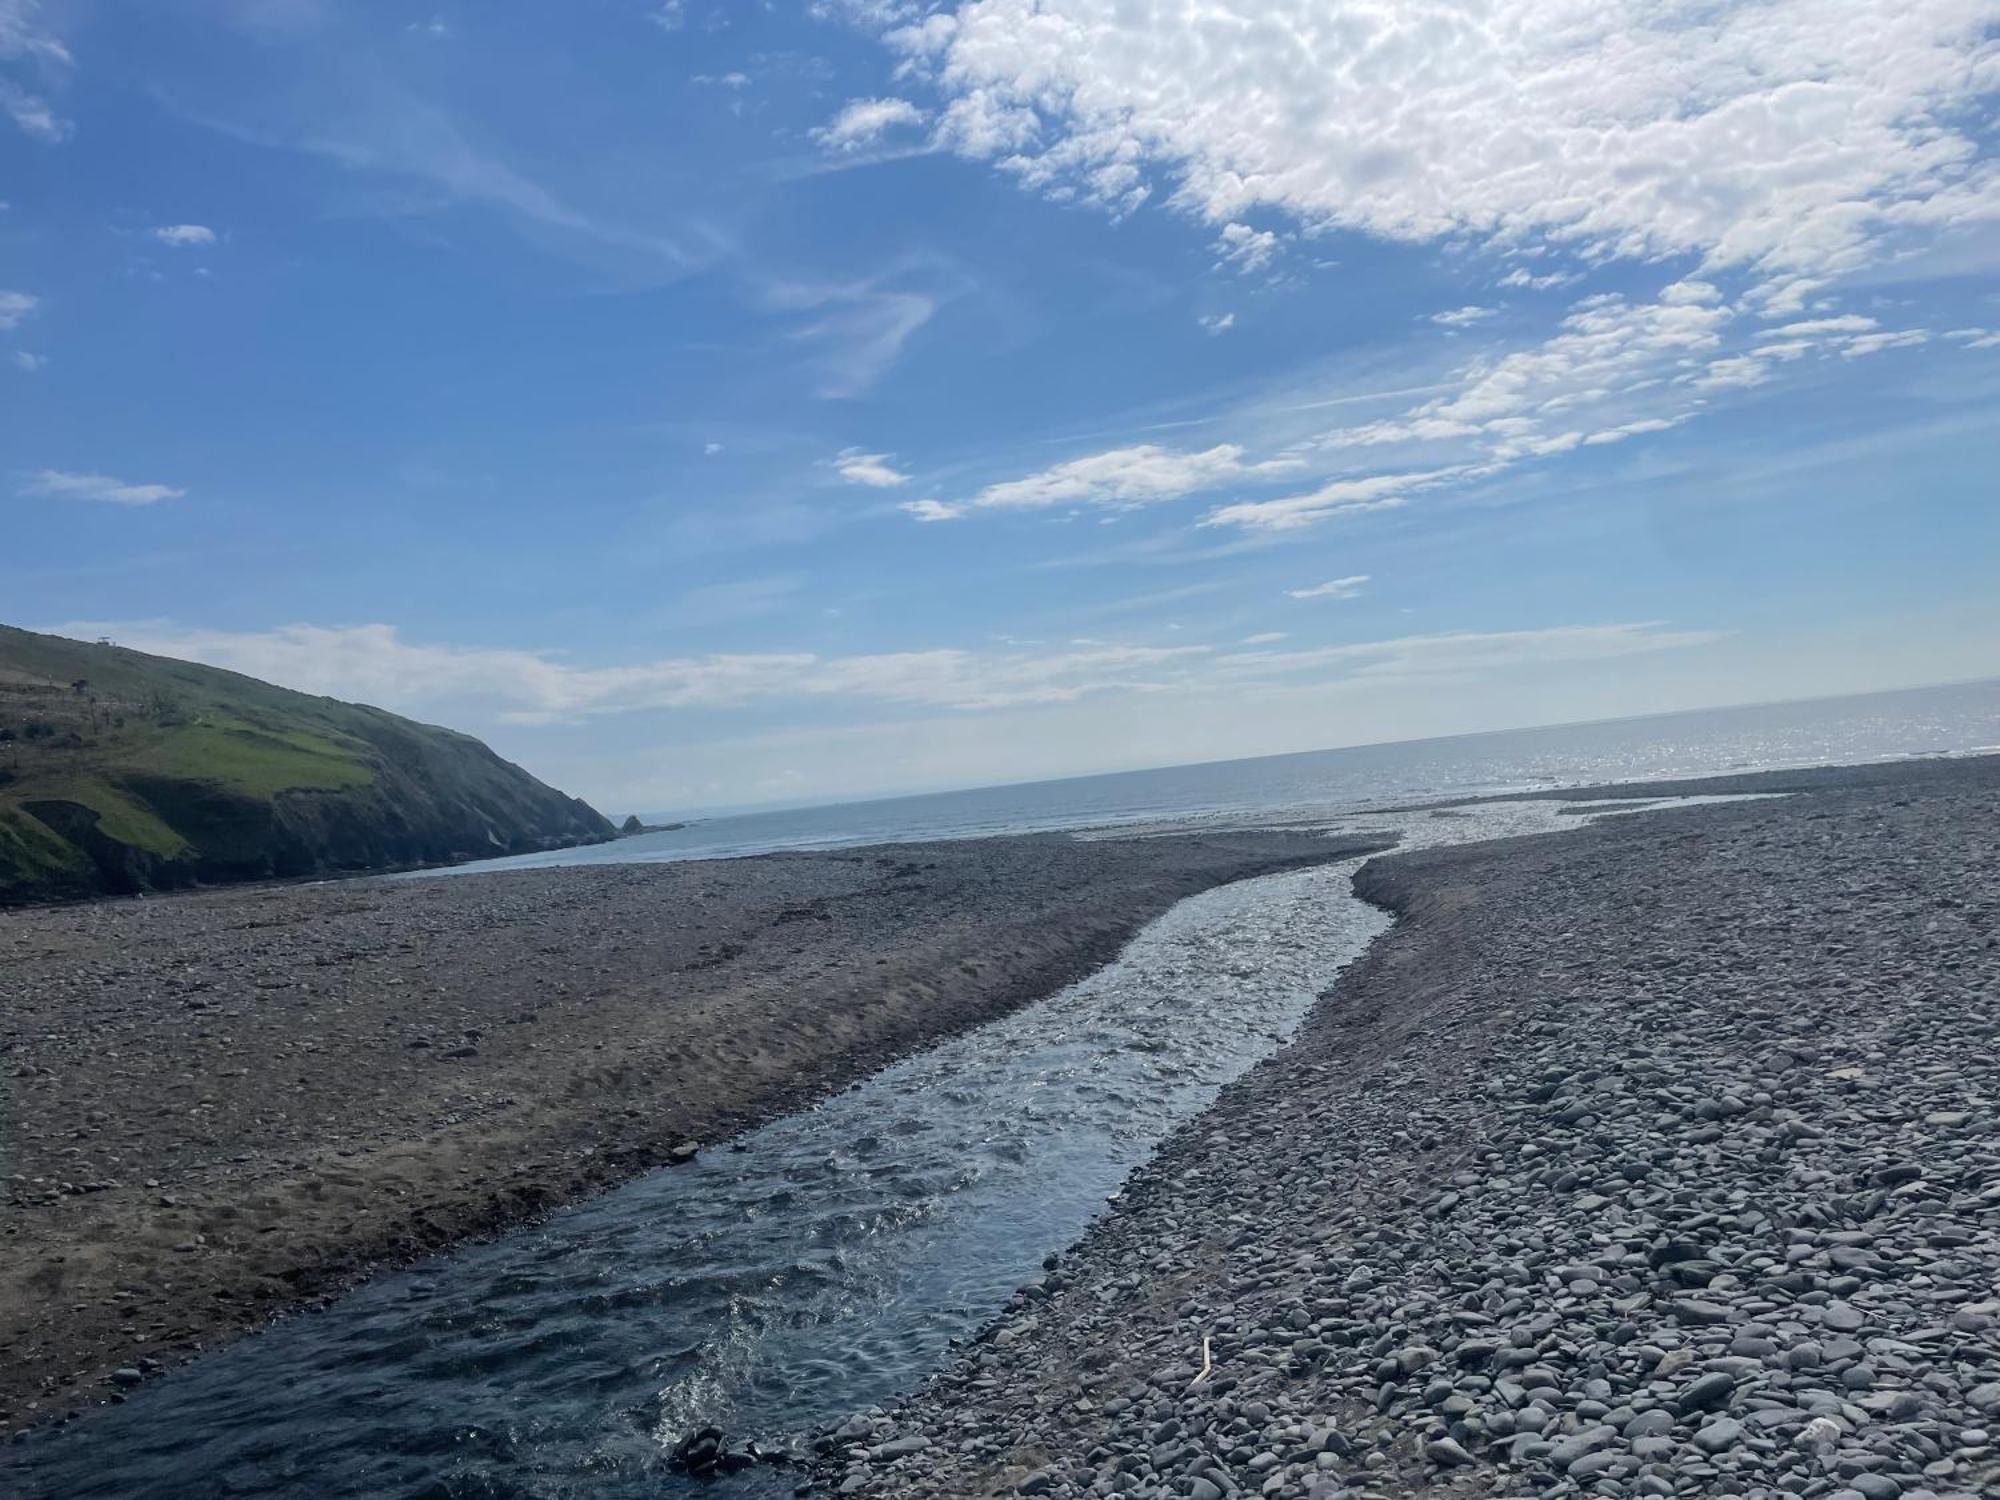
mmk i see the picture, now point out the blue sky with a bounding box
[3,0,1997,815]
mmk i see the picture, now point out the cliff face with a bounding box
[0,626,613,906]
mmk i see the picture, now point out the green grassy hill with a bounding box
[0,625,614,905]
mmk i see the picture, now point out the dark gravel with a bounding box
[0,829,1379,1436]
[815,755,2000,1500]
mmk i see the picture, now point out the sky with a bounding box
[2,0,1997,817]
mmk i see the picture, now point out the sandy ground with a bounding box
[0,828,1384,1435]
[820,754,2000,1500]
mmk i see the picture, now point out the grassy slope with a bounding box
[0,625,612,903]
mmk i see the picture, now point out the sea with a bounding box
[430,677,2000,876]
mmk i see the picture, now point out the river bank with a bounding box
[819,753,2000,1499]
[0,828,1384,1435]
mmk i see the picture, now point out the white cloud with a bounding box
[834,3,1995,548]
[1943,327,2000,349]
[57,617,1721,724]
[965,442,1300,512]
[1288,574,1370,601]
[1750,276,1832,319]
[901,498,965,522]
[1189,271,1947,534]
[1841,329,1930,358]
[151,223,217,247]
[834,448,911,487]
[0,288,38,328]
[1498,266,1581,292]
[648,1,685,30]
[1582,416,1677,446]
[12,349,43,372]
[1240,631,1288,644]
[1215,222,1279,273]
[0,0,71,143]
[703,441,725,456]
[1216,621,1728,680]
[872,0,2000,283]
[1198,312,1235,335]
[20,469,186,505]
[0,76,61,140]
[1659,280,1724,307]
[57,621,1212,719]
[812,96,927,152]
[1289,289,1729,468]
[1201,467,1458,533]
[1771,315,1878,337]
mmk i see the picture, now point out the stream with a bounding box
[3,800,1731,1499]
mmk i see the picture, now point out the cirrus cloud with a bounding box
[1288,574,1370,601]
[0,0,71,143]
[958,442,1303,514]
[20,468,186,505]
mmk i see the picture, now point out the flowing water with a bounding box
[5,796,1773,1498]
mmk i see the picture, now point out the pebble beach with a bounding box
[0,828,1377,1435]
[816,755,2000,1500]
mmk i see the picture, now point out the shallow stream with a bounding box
[4,800,1726,1498]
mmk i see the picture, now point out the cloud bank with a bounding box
[874,0,1998,282]
[61,618,1725,726]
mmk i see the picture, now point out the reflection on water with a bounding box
[8,799,1765,1499]
[413,678,1998,874]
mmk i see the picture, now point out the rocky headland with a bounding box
[0,625,613,906]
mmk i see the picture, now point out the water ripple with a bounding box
[5,801,1713,1499]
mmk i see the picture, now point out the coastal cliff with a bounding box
[0,625,613,905]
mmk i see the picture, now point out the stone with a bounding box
[1693,1417,1745,1453]
[1678,1372,1738,1415]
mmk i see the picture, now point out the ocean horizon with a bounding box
[432,675,2000,877]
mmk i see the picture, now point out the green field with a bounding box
[0,625,611,904]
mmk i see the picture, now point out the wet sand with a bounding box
[0,828,1384,1435]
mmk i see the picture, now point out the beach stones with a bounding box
[669,1425,726,1476]
[1676,1372,1737,1414]
[669,1425,791,1477]
[806,775,2000,1500]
